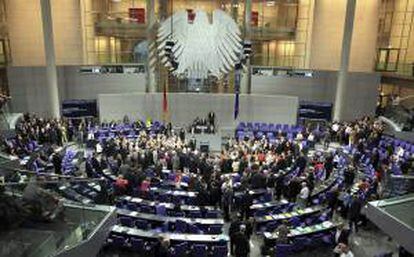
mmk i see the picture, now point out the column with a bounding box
[40,0,60,118]
[240,0,252,94]
[333,0,356,121]
[146,0,157,93]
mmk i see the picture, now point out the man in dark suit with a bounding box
[240,191,253,220]
[233,225,250,257]
[229,216,242,255]
[91,153,101,172]
[51,152,62,174]
[335,224,350,245]
[251,171,266,189]
[348,195,362,233]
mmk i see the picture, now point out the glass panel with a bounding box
[387,49,400,71]
[377,49,388,70]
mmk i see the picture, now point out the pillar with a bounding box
[240,0,252,94]
[40,0,60,118]
[146,0,157,93]
[333,0,356,121]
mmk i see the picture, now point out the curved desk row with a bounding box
[117,208,224,225]
[111,225,229,243]
[255,205,326,223]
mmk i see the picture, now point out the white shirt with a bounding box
[340,251,354,257]
[335,229,341,243]
[308,134,315,141]
[299,186,309,199]
[232,161,240,172]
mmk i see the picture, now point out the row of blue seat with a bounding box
[107,234,228,257]
[117,216,223,235]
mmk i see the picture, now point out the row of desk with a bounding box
[263,220,340,243]
[119,196,217,212]
[255,205,325,223]
[117,208,224,225]
[111,225,229,243]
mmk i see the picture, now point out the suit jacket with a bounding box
[233,232,250,255]
[335,229,350,245]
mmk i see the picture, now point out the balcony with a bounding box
[94,12,147,39]
[251,26,296,41]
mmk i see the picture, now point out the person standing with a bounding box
[275,220,290,244]
[348,195,362,233]
[229,216,242,255]
[334,224,350,257]
[221,177,233,221]
[233,225,250,257]
[297,182,309,208]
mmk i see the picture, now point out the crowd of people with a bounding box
[188,112,216,134]
[1,113,414,257]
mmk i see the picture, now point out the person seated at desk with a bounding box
[275,220,290,244]
[115,175,129,195]
[174,170,183,189]
[154,237,171,257]
[139,177,151,198]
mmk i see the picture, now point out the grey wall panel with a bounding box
[62,66,146,100]
[7,66,66,117]
[7,66,146,116]
[251,71,336,102]
[251,71,379,121]
[98,93,299,127]
[341,72,380,120]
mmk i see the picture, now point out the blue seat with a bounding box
[292,237,308,252]
[265,221,278,232]
[172,242,188,257]
[212,245,228,257]
[275,244,293,257]
[141,205,153,214]
[175,220,188,233]
[189,210,202,218]
[188,223,203,234]
[130,237,144,251]
[135,219,149,230]
[158,194,170,203]
[254,209,267,217]
[205,210,221,218]
[156,204,167,216]
[174,211,185,217]
[126,202,138,211]
[288,217,301,227]
[208,224,222,234]
[119,217,134,227]
[192,244,208,257]
[111,235,127,248]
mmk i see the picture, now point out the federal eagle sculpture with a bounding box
[157,9,243,79]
